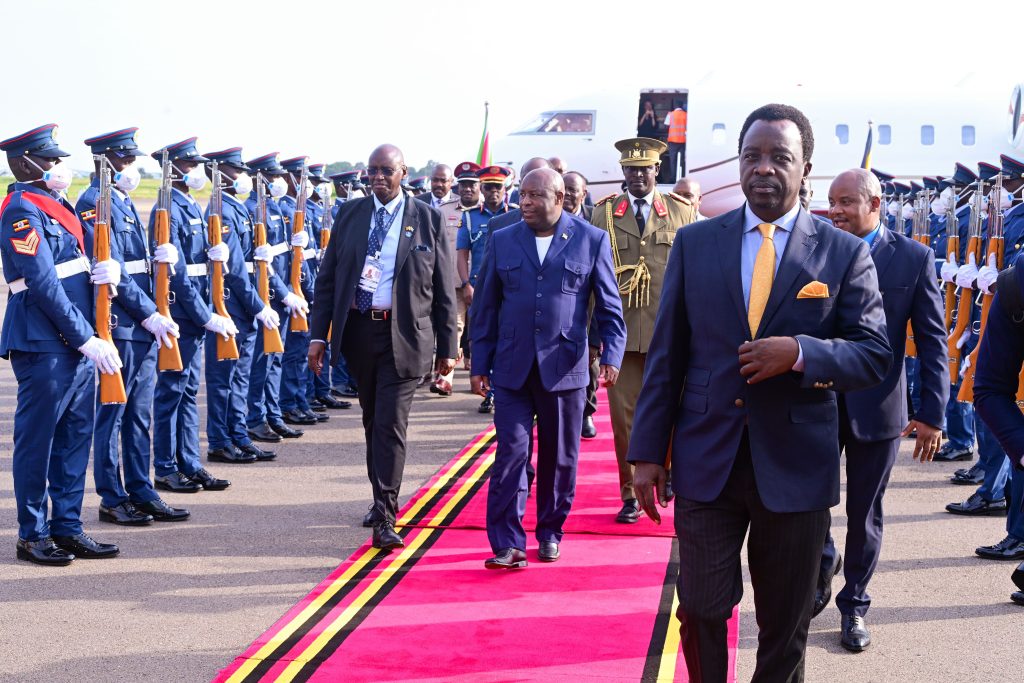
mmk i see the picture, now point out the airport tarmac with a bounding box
[0,280,1021,682]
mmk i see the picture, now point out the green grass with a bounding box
[68,177,213,202]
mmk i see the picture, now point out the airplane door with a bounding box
[637,89,688,184]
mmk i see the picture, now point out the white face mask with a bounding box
[887,200,901,217]
[25,156,72,191]
[231,173,253,196]
[269,176,288,198]
[988,188,1012,212]
[902,203,915,219]
[315,182,332,200]
[302,180,317,198]
[175,163,208,191]
[112,164,141,193]
[930,197,948,215]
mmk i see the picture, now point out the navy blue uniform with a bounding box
[277,193,316,415]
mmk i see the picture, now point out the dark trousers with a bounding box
[583,357,599,418]
[488,364,585,553]
[674,435,830,683]
[668,141,686,181]
[342,313,418,524]
[821,435,899,617]
[155,333,204,477]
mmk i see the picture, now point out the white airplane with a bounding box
[494,79,1024,216]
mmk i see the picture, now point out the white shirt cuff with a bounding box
[792,339,804,372]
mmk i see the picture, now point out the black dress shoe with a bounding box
[976,535,1024,560]
[372,521,405,551]
[248,423,283,443]
[1014,561,1024,591]
[52,533,119,559]
[208,445,257,464]
[954,463,983,478]
[283,409,317,426]
[362,506,384,528]
[840,614,871,652]
[16,538,74,566]
[1012,591,1024,605]
[946,493,1008,516]
[331,385,359,398]
[615,498,643,524]
[485,548,528,569]
[99,501,154,526]
[478,396,494,414]
[318,394,351,409]
[134,498,190,522]
[235,442,276,461]
[189,468,230,491]
[538,541,560,562]
[933,444,973,462]
[269,421,304,438]
[155,471,202,493]
[951,465,985,485]
[581,416,597,439]
[304,408,329,423]
[813,553,843,617]
[308,398,328,413]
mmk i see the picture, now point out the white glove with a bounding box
[959,354,971,379]
[955,327,972,350]
[317,248,325,260]
[90,259,122,287]
[256,306,280,330]
[253,244,272,262]
[78,336,123,375]
[141,312,180,349]
[282,292,309,319]
[153,242,180,265]
[207,242,230,264]
[955,253,978,289]
[290,231,310,249]
[977,253,999,295]
[203,313,238,340]
[940,258,959,284]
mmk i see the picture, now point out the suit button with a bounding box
[640,240,646,246]
[535,329,540,334]
[537,293,542,298]
[537,275,543,280]
[734,398,744,408]
[536,311,541,316]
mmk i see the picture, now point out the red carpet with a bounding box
[215,391,738,682]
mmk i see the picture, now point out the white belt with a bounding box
[186,263,208,277]
[124,259,149,275]
[8,256,91,294]
[246,261,274,275]
[302,248,316,260]
[267,242,289,257]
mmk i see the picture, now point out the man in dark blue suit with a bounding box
[814,169,949,651]
[470,168,625,569]
[627,105,891,681]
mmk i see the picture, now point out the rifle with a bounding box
[93,156,127,404]
[959,173,1005,401]
[153,151,184,371]
[254,173,285,354]
[288,166,310,332]
[943,189,961,331]
[905,186,930,358]
[207,161,239,360]
[948,178,985,381]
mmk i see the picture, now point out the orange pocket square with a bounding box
[797,281,829,299]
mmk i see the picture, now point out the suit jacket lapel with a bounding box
[644,191,668,235]
[715,208,749,335]
[870,227,896,282]
[540,213,575,269]
[347,197,372,273]
[514,221,542,270]
[757,209,820,336]
[393,198,416,277]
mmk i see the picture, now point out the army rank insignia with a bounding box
[10,230,40,256]
[614,197,629,217]
[80,209,96,221]
[13,219,31,232]
[653,197,667,217]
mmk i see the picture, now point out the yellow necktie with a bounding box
[748,223,776,336]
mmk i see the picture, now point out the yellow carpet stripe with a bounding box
[274,451,496,681]
[656,591,682,682]
[224,429,495,683]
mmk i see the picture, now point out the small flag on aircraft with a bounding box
[860,120,874,170]
[476,102,491,167]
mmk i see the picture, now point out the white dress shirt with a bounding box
[626,189,655,225]
[369,193,405,309]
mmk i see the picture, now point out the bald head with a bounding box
[547,157,567,174]
[672,177,702,210]
[367,144,408,203]
[520,157,552,178]
[828,168,882,237]
[429,163,454,199]
[519,168,565,234]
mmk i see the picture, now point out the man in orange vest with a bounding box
[664,101,688,182]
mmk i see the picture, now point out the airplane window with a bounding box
[712,123,726,145]
[878,125,891,145]
[511,111,594,134]
[921,125,935,146]
[962,125,976,146]
[835,124,849,145]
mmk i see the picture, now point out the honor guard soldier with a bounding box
[78,130,190,524]
[999,155,1024,269]
[1,124,120,564]
[325,171,361,397]
[329,170,359,217]
[590,137,697,524]
[203,147,278,463]
[144,139,238,489]
[409,176,428,196]
[277,156,321,427]
[456,164,515,411]
[245,152,308,443]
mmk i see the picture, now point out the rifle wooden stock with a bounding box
[94,221,127,404]
[958,236,1003,402]
[207,214,239,360]
[255,221,285,354]
[153,208,183,371]
[905,322,917,358]
[288,207,309,332]
[1016,368,1024,405]
[944,235,959,330]
[948,235,981,378]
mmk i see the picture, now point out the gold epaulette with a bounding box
[665,191,692,205]
[593,192,619,207]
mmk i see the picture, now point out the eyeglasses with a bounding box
[366,166,401,178]
[481,183,505,191]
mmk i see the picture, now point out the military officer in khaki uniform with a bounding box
[590,137,697,523]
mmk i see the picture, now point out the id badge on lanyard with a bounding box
[359,252,384,294]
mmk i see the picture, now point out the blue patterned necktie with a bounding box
[355,207,391,313]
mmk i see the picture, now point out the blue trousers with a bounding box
[975,416,1010,502]
[905,356,921,416]
[1007,466,1024,542]
[10,351,94,541]
[94,339,159,508]
[280,328,311,412]
[487,366,585,553]
[208,320,257,449]
[247,314,285,428]
[821,436,899,617]
[944,379,975,450]
[308,342,332,399]
[154,333,204,478]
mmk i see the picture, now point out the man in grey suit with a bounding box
[308,144,457,552]
[628,105,891,682]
